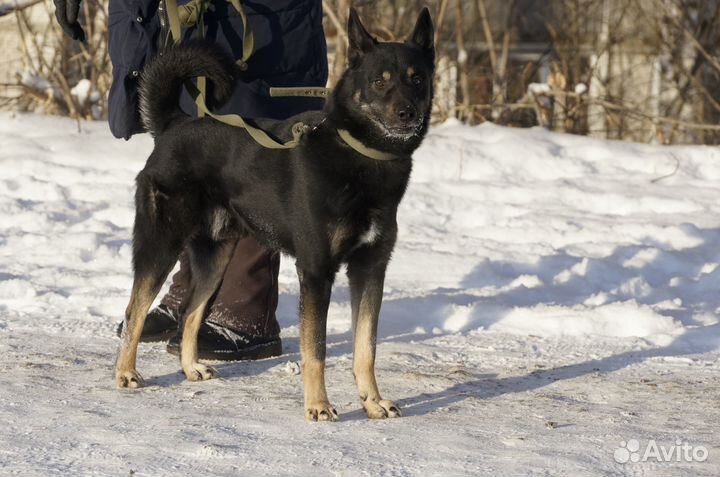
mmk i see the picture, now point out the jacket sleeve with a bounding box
[107,0,161,139]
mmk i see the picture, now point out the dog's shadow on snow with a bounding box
[396,323,720,417]
[149,224,720,415]
[395,223,720,416]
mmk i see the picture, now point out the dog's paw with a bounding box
[183,363,218,382]
[364,399,401,419]
[305,401,339,422]
[116,369,144,389]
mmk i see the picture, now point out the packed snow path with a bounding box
[1,113,718,476]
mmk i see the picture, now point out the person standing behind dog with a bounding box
[53,0,328,360]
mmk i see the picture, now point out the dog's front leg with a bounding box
[347,256,400,419]
[298,269,337,422]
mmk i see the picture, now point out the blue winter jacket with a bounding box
[108,0,328,139]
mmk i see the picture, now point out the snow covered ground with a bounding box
[1,112,719,476]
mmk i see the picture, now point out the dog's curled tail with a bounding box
[139,40,237,136]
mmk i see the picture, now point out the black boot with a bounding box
[115,304,178,342]
[116,306,282,360]
[165,321,282,361]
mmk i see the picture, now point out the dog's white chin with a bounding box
[369,117,421,141]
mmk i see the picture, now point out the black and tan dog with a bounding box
[115,8,435,421]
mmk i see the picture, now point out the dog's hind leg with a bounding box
[179,237,235,381]
[297,269,337,422]
[347,253,400,419]
[116,273,171,388]
[116,225,182,388]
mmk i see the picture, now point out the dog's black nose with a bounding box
[395,104,417,123]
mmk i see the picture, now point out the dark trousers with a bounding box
[161,237,281,337]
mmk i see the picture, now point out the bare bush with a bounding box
[0,0,110,120]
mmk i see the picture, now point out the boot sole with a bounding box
[166,338,282,361]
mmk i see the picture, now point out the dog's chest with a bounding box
[357,220,380,246]
[323,173,399,258]
[329,218,381,258]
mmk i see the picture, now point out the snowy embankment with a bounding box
[1,113,719,476]
[403,120,720,348]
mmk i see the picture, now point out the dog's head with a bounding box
[331,8,435,156]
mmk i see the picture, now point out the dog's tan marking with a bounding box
[353,90,361,104]
[328,223,352,258]
[115,277,156,388]
[350,267,400,419]
[407,66,415,77]
[382,71,391,81]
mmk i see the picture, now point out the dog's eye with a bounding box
[411,75,423,86]
[373,79,386,89]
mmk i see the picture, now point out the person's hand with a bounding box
[53,0,85,42]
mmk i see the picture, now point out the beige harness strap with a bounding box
[337,129,400,161]
[165,0,183,44]
[194,92,308,149]
[227,0,253,70]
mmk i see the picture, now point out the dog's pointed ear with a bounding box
[407,7,435,63]
[347,7,376,67]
